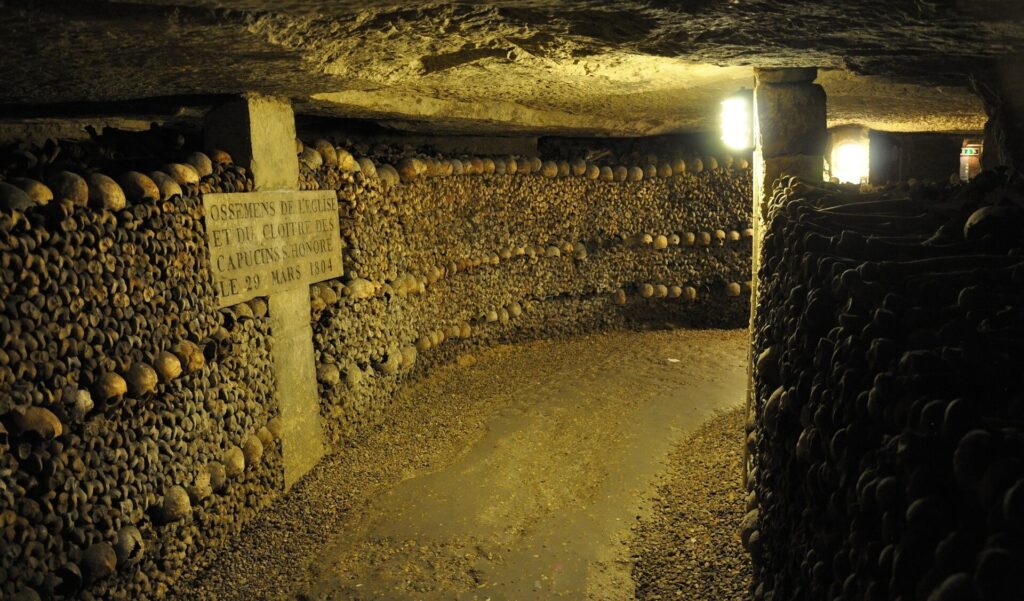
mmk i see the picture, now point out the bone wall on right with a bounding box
[747,174,1024,601]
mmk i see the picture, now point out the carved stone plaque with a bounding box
[202,190,343,307]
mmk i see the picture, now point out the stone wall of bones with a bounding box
[0,130,751,599]
[745,173,1024,601]
[296,139,753,444]
[0,134,283,600]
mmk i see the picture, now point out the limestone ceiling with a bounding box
[1,1,1021,135]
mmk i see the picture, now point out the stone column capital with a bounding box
[754,67,818,85]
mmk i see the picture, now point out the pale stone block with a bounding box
[764,155,825,189]
[754,67,817,84]
[269,287,325,489]
[202,190,343,307]
[204,94,326,490]
[755,84,827,159]
[204,94,299,190]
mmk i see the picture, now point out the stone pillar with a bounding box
[204,93,300,191]
[746,68,827,480]
[268,287,325,488]
[204,95,325,489]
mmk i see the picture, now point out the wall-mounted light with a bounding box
[720,90,753,151]
[828,126,870,184]
[831,141,870,184]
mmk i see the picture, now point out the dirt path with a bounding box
[172,329,747,601]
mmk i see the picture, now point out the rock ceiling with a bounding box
[2,0,1022,136]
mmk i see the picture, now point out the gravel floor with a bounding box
[169,329,748,600]
[631,409,752,601]
[169,344,513,600]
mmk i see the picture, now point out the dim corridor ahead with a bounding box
[174,329,748,600]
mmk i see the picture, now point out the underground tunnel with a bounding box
[1,2,1024,600]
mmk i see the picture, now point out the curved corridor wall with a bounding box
[0,132,750,599]
[300,157,752,443]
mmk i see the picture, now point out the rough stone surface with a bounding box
[1,1,1014,135]
[754,67,817,85]
[271,287,327,488]
[755,84,828,158]
[748,78,827,455]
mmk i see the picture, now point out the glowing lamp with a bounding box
[831,140,870,184]
[720,92,752,150]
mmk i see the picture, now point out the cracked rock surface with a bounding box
[2,0,1018,134]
